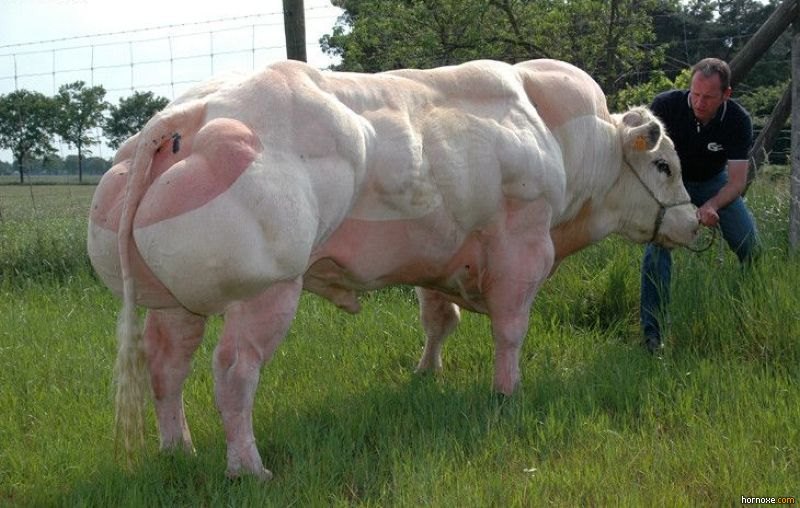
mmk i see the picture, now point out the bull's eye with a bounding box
[654,158,672,177]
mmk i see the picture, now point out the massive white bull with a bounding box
[88,58,698,479]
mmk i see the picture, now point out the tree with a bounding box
[611,67,690,110]
[54,81,107,183]
[105,91,169,150]
[653,0,788,89]
[0,90,56,183]
[322,0,667,97]
[323,0,509,71]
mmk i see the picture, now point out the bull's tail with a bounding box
[114,100,206,460]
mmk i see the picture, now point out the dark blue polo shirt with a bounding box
[650,90,753,182]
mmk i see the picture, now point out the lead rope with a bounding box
[716,225,726,266]
[685,225,719,254]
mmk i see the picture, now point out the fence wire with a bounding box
[0,5,342,162]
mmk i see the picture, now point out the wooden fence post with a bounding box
[730,0,799,86]
[791,17,800,251]
[283,0,307,62]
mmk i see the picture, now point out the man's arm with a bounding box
[696,159,748,226]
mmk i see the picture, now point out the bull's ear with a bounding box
[623,119,662,152]
[621,109,646,127]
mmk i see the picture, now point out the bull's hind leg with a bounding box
[213,278,302,481]
[415,287,461,372]
[143,308,207,453]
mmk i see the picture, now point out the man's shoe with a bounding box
[643,334,662,354]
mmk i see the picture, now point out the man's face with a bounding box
[689,72,732,124]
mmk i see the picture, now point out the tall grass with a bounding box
[1,172,798,505]
[0,185,95,286]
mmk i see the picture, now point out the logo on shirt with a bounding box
[707,142,724,152]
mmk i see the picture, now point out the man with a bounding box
[640,57,760,353]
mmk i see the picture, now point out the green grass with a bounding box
[0,175,104,186]
[1,172,798,506]
[0,185,95,286]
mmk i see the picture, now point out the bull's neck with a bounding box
[550,124,623,262]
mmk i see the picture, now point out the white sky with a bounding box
[0,0,344,162]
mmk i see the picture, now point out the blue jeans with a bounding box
[640,170,759,339]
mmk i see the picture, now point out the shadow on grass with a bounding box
[54,339,664,505]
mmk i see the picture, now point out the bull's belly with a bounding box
[304,213,490,314]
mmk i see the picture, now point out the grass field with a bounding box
[1,172,798,506]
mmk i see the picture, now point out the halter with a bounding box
[623,155,693,244]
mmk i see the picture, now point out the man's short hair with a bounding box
[691,58,731,90]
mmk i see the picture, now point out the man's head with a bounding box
[689,58,732,124]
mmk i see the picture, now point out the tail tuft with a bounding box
[113,298,149,464]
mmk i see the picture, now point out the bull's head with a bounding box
[611,107,698,248]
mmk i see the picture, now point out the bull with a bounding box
[88,58,698,480]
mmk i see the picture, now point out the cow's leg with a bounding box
[485,200,555,395]
[213,278,302,481]
[143,307,207,453]
[415,287,461,372]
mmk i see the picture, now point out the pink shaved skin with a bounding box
[88,59,698,481]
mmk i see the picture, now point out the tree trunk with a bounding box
[77,142,83,184]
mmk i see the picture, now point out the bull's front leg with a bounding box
[143,308,207,453]
[484,199,555,395]
[213,278,302,481]
[415,287,461,372]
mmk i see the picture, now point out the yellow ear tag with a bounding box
[632,136,648,151]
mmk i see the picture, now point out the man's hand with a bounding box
[697,203,719,227]
[697,160,748,228]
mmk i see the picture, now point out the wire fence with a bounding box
[0,178,97,221]
[0,5,341,98]
[0,4,343,162]
[755,128,793,166]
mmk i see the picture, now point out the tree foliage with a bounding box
[323,0,665,96]
[612,68,690,111]
[0,90,56,183]
[323,0,788,100]
[105,91,169,149]
[0,85,170,177]
[54,81,108,182]
[652,0,788,90]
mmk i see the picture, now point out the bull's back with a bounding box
[331,60,566,224]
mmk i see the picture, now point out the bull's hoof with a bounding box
[414,363,443,375]
[159,441,196,456]
[226,466,273,482]
[415,353,443,373]
[492,378,518,396]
